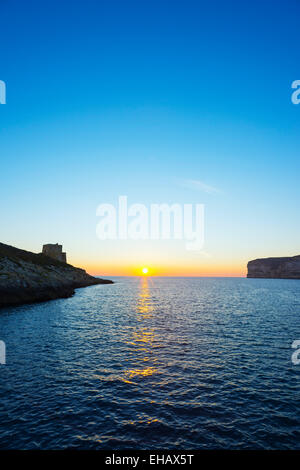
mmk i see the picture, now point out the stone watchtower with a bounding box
[42,243,67,263]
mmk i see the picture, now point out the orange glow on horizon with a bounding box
[71,258,247,278]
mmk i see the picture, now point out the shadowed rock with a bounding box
[0,242,113,308]
[247,255,300,279]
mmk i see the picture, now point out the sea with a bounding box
[0,276,299,449]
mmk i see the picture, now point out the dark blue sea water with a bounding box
[0,277,299,449]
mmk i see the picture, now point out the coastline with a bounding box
[0,242,113,309]
[247,255,300,279]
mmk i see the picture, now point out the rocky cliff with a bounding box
[0,242,113,308]
[247,255,300,279]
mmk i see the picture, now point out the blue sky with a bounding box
[0,0,299,275]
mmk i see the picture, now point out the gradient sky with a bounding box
[0,0,299,276]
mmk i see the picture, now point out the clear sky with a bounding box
[0,0,299,276]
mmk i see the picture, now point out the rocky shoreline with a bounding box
[247,255,300,279]
[0,242,113,308]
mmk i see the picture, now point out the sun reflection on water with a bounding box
[123,277,158,383]
[137,277,155,317]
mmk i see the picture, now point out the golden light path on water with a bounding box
[123,276,158,383]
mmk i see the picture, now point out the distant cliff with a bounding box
[247,255,300,279]
[0,242,113,308]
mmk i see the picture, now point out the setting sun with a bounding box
[142,267,149,275]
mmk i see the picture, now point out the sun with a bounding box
[142,267,149,275]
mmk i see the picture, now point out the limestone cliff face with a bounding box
[247,255,300,279]
[0,243,113,308]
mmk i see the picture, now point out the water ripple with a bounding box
[0,277,300,449]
